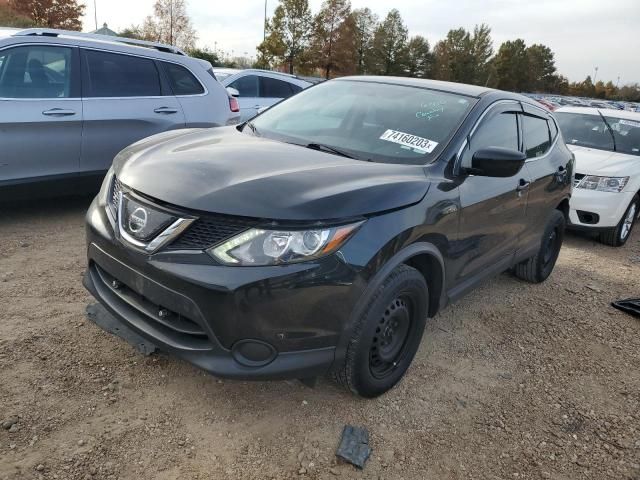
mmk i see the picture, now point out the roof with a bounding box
[91,23,118,37]
[556,106,640,120]
[337,76,495,98]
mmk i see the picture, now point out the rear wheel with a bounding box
[333,264,428,398]
[514,209,565,283]
[599,195,639,247]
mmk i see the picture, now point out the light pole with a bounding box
[94,0,98,31]
[616,76,620,88]
[593,66,598,83]
[263,0,268,41]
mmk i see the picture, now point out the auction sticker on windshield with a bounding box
[380,129,439,154]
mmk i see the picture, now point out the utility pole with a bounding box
[263,0,267,41]
[593,66,598,83]
[93,0,98,31]
[616,76,620,88]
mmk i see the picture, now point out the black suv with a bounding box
[84,77,573,398]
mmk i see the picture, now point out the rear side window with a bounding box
[228,75,258,97]
[260,77,294,98]
[162,62,204,95]
[0,45,73,98]
[523,115,551,158]
[84,50,161,97]
[548,118,558,140]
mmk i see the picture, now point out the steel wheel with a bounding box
[369,295,413,379]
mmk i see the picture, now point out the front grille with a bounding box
[573,173,585,188]
[109,177,123,218]
[167,215,257,250]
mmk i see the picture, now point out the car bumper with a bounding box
[568,188,636,229]
[84,197,367,380]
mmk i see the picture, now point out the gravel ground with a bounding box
[1,196,639,480]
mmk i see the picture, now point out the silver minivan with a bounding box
[0,28,240,198]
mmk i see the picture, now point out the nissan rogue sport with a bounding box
[84,77,573,398]
[0,28,240,199]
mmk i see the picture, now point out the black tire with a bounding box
[514,209,565,283]
[333,264,428,398]
[599,195,639,247]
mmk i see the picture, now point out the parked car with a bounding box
[210,67,241,81]
[0,28,240,200]
[555,106,640,246]
[220,69,312,121]
[84,77,573,398]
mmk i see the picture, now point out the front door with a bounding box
[0,44,81,185]
[455,102,530,284]
[226,74,260,122]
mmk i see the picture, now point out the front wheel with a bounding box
[333,264,428,398]
[599,195,639,247]
[514,209,565,283]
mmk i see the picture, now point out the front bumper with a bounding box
[84,197,366,380]
[568,188,635,229]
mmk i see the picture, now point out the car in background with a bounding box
[0,28,240,200]
[536,98,559,111]
[220,69,312,121]
[210,67,241,81]
[555,107,640,246]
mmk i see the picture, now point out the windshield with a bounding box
[555,112,614,151]
[605,116,640,156]
[248,80,475,165]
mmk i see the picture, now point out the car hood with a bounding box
[568,145,639,176]
[114,127,431,221]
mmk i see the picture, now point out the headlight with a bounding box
[576,176,629,193]
[98,166,115,205]
[208,222,363,266]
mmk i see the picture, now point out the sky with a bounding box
[82,0,640,84]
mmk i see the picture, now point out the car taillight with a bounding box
[229,97,239,113]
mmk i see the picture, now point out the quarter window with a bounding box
[228,75,258,97]
[260,77,294,98]
[85,50,161,97]
[0,45,73,98]
[523,115,551,159]
[162,62,204,95]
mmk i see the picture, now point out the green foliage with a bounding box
[494,39,529,91]
[369,9,408,75]
[404,36,432,78]
[0,3,36,27]
[351,7,377,74]
[311,0,354,78]
[432,25,492,85]
[187,47,223,67]
[258,0,313,74]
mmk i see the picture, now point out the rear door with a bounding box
[455,102,531,283]
[80,49,186,174]
[0,44,81,184]
[226,74,260,122]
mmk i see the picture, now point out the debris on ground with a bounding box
[611,298,640,318]
[86,303,158,355]
[335,425,371,469]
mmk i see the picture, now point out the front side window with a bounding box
[249,80,475,165]
[85,50,161,97]
[461,111,519,168]
[260,77,293,98]
[604,116,640,156]
[162,62,204,95]
[228,75,258,97]
[555,112,614,152]
[523,114,551,158]
[0,45,72,98]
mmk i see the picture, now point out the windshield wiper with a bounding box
[305,143,357,159]
[597,110,617,152]
[244,121,260,136]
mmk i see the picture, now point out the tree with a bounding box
[0,2,36,27]
[311,0,353,78]
[469,24,493,85]
[187,47,223,67]
[118,25,147,40]
[433,25,492,85]
[351,7,377,74]
[494,39,529,91]
[257,0,313,74]
[526,44,556,92]
[142,0,196,50]
[369,9,408,75]
[404,35,432,78]
[9,0,84,30]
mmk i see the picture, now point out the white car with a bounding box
[555,107,640,246]
[219,69,312,122]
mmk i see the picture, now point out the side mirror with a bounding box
[469,147,526,177]
[226,87,240,97]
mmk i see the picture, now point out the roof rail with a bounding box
[13,28,186,55]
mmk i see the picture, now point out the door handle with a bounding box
[42,108,76,116]
[154,107,178,114]
[516,179,530,191]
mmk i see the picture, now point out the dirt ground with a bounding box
[1,196,639,480]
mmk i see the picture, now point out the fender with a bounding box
[332,242,446,368]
